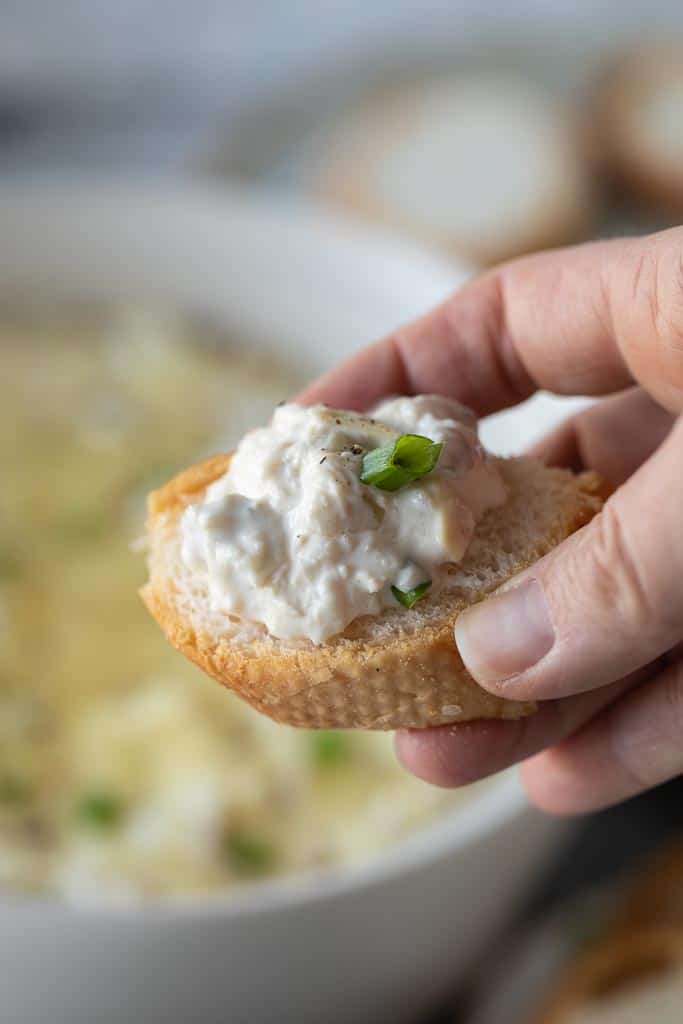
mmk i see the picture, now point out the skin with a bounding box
[300,227,683,816]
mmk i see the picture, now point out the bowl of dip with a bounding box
[0,183,570,1024]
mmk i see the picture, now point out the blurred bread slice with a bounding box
[611,836,683,936]
[141,454,601,730]
[536,927,683,1024]
[593,44,683,213]
[316,74,594,267]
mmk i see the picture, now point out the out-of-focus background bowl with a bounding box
[0,184,571,1024]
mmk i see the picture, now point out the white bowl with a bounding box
[0,184,568,1024]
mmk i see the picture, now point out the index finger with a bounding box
[299,229,683,415]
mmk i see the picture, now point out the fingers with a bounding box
[455,415,683,701]
[530,387,675,490]
[521,656,683,815]
[300,228,683,415]
[395,671,643,788]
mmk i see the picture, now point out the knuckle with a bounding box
[585,501,652,631]
[608,722,657,791]
[625,243,658,322]
[441,271,534,410]
[487,272,537,402]
[660,661,683,741]
[630,240,683,389]
[654,250,683,353]
[610,655,683,790]
[609,661,683,793]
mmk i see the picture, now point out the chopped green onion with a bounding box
[310,730,350,769]
[391,580,431,609]
[0,775,29,804]
[224,829,276,877]
[0,549,24,583]
[360,434,443,491]
[76,791,123,829]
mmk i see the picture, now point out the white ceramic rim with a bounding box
[2,773,527,920]
[0,181,530,919]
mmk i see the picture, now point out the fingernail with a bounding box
[454,578,555,687]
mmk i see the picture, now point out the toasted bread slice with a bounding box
[593,44,683,213]
[141,454,600,730]
[535,928,683,1023]
[611,837,683,937]
[315,74,594,267]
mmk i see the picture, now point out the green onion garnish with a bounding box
[360,434,443,491]
[76,791,123,829]
[391,580,431,609]
[224,829,276,877]
[310,730,350,769]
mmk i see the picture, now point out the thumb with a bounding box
[454,416,683,701]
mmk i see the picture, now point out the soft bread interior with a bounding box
[316,76,593,265]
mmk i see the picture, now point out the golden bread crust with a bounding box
[609,838,683,937]
[142,454,601,729]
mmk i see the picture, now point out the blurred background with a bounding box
[0,1,677,212]
[3,3,683,1023]
[3,2,683,260]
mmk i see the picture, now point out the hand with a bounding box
[300,228,683,815]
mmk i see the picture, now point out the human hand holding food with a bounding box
[301,228,682,814]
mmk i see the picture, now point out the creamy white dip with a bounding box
[2,315,486,902]
[180,395,506,643]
